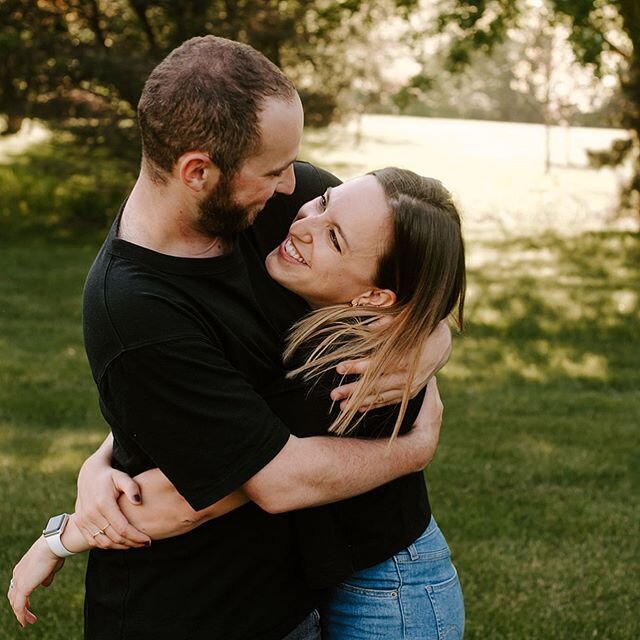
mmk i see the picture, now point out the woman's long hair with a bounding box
[284,168,466,440]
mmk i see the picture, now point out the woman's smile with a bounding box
[279,236,309,266]
[266,175,391,308]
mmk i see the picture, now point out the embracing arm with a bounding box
[117,468,249,539]
[331,319,452,409]
[244,376,442,513]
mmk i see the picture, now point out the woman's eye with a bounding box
[319,194,327,210]
[329,229,341,253]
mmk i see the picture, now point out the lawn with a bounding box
[1,117,638,638]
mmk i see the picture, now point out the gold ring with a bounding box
[92,521,111,537]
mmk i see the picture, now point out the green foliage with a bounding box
[1,228,638,638]
[0,0,419,134]
[434,0,640,215]
[0,132,137,240]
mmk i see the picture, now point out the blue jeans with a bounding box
[320,517,464,639]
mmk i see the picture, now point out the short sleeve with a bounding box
[102,337,291,510]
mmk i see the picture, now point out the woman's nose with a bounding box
[290,216,314,244]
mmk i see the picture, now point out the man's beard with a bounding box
[196,172,253,240]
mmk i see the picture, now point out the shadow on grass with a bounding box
[453,231,640,392]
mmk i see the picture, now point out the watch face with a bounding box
[43,513,67,537]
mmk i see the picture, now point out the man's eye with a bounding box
[329,229,341,253]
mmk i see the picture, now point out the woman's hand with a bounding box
[7,537,65,628]
[406,376,444,470]
[123,469,250,539]
[74,435,151,549]
[331,320,452,410]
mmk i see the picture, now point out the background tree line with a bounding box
[1,0,637,215]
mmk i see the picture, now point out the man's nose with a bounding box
[275,164,296,195]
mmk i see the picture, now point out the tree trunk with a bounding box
[619,0,640,214]
[621,52,640,213]
[2,114,24,135]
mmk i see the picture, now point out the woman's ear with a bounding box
[350,289,396,308]
[177,152,221,192]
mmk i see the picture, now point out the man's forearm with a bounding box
[244,377,442,514]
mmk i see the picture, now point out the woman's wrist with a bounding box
[60,514,91,554]
[36,534,62,562]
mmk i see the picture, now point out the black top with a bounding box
[264,368,430,590]
[81,162,338,640]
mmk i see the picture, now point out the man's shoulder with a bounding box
[294,161,342,190]
[83,247,213,357]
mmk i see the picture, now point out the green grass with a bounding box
[1,231,637,639]
[430,232,639,639]
[0,122,638,638]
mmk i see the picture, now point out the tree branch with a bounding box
[128,0,158,52]
[86,0,107,49]
[601,34,631,60]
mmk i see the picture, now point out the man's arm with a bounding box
[75,377,442,547]
[243,377,442,513]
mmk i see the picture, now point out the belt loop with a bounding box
[407,543,418,560]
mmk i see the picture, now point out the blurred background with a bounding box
[0,1,638,638]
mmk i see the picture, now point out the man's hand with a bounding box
[331,320,452,411]
[74,436,151,549]
[8,537,65,628]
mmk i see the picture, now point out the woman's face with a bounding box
[265,175,392,308]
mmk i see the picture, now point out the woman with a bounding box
[10,167,466,639]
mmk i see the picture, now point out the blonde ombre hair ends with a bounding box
[284,168,466,440]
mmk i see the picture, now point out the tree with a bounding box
[0,0,421,140]
[432,0,639,214]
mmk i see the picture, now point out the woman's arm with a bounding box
[74,433,151,549]
[331,320,451,410]
[7,477,248,628]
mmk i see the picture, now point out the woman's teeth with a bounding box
[285,238,307,264]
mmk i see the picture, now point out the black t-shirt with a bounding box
[82,162,339,640]
[264,373,430,590]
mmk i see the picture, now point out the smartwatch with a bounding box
[43,513,76,558]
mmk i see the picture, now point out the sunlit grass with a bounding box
[0,118,638,638]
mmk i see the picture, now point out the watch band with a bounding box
[43,513,76,558]
[44,532,75,558]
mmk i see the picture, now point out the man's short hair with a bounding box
[138,35,297,182]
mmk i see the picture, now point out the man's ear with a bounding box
[350,289,396,308]
[176,152,221,192]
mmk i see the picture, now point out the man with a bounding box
[11,36,448,639]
